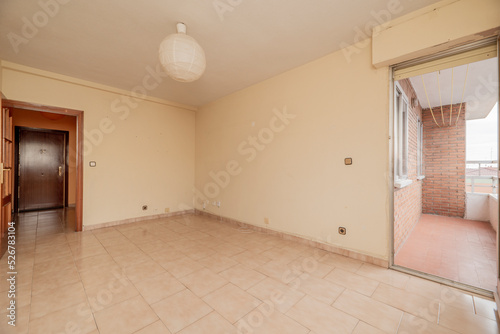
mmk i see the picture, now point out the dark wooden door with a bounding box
[19,129,66,211]
[0,106,13,257]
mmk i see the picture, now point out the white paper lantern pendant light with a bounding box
[159,22,206,83]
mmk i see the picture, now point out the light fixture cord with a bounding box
[421,75,440,128]
[455,64,469,127]
[449,68,454,126]
[437,71,445,126]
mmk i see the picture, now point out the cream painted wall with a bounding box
[196,43,391,260]
[1,64,195,227]
[196,0,500,262]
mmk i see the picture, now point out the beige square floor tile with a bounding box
[182,245,217,261]
[255,260,298,282]
[352,321,386,334]
[0,283,32,309]
[220,264,267,290]
[474,296,498,321]
[161,256,205,278]
[85,276,139,312]
[356,263,410,289]
[79,264,126,288]
[372,283,439,323]
[178,312,237,334]
[289,255,334,278]
[197,254,239,273]
[33,255,76,275]
[35,243,71,258]
[32,266,81,294]
[439,287,475,313]
[71,244,107,260]
[137,239,168,254]
[260,247,301,263]
[180,268,228,297]
[166,238,199,250]
[74,253,116,272]
[247,277,305,313]
[149,248,185,263]
[69,237,104,248]
[405,276,473,312]
[333,290,403,333]
[235,308,309,334]
[0,269,33,292]
[325,268,379,296]
[104,242,141,256]
[290,274,345,305]
[211,242,246,257]
[319,253,364,272]
[66,231,98,243]
[230,250,271,269]
[203,283,261,323]
[183,230,211,240]
[134,320,172,334]
[30,281,88,320]
[123,259,166,283]
[135,272,186,304]
[286,295,358,334]
[398,313,458,334]
[29,302,96,334]
[94,295,158,334]
[0,304,30,334]
[439,303,499,334]
[112,251,151,268]
[151,289,213,333]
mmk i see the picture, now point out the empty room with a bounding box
[0,0,499,333]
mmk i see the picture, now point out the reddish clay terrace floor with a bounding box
[395,214,497,292]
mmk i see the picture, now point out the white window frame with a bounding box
[394,82,412,188]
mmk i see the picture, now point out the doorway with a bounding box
[391,39,499,295]
[1,99,84,233]
[16,127,69,212]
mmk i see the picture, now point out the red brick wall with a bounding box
[394,79,423,253]
[422,103,466,217]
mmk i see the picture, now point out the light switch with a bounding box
[89,161,96,167]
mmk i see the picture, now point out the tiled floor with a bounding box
[1,209,499,334]
[395,214,497,292]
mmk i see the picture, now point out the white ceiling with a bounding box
[409,57,498,120]
[0,0,442,106]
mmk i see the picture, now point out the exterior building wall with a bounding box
[422,103,466,217]
[394,79,423,253]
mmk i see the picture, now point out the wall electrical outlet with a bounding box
[165,207,170,213]
[338,227,346,235]
[264,217,269,225]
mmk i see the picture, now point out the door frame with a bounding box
[2,99,84,232]
[15,127,70,212]
[389,37,499,297]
